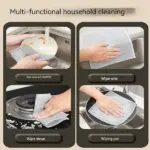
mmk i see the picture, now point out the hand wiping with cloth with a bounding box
[88,91,136,126]
[80,85,123,116]
[33,89,71,128]
[7,34,49,69]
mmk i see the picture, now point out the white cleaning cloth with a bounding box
[80,27,136,69]
[88,91,136,126]
[33,93,69,128]
[9,46,51,62]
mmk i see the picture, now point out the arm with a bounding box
[6,34,35,52]
[80,85,123,116]
[80,49,91,62]
[80,85,104,100]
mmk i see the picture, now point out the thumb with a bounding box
[36,60,49,68]
[27,54,40,61]
[35,108,59,119]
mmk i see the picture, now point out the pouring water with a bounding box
[45,27,50,44]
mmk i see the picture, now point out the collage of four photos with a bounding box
[3,22,147,147]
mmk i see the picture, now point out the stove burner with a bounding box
[16,94,35,109]
[6,94,71,129]
[6,95,36,120]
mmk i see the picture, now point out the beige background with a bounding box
[0,0,149,149]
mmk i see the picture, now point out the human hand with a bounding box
[80,43,120,62]
[35,90,71,118]
[11,54,49,69]
[7,34,35,46]
[96,95,123,117]
[6,34,35,51]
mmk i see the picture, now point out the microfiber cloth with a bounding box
[33,93,69,128]
[80,27,136,69]
[88,91,136,126]
[9,46,51,62]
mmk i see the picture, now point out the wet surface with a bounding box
[7,27,71,69]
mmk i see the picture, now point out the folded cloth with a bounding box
[9,46,51,62]
[33,93,69,128]
[88,91,136,126]
[80,27,136,69]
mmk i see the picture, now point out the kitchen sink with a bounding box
[79,86,144,129]
[6,27,71,69]
[80,27,144,69]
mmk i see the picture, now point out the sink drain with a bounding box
[48,58,58,68]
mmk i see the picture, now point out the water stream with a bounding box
[45,27,50,44]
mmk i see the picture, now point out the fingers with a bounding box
[44,96,57,108]
[104,48,120,60]
[35,110,50,119]
[20,54,48,69]
[6,34,35,46]
[101,107,117,116]
[105,104,123,117]
[98,43,109,47]
[110,101,123,116]
[100,108,110,115]
[106,48,120,55]
[27,54,40,60]
[18,34,35,41]
[35,108,59,119]
[44,104,52,110]
[107,48,120,52]
[115,103,122,110]
[106,52,120,58]
[25,54,49,68]
[108,109,120,116]
[99,100,123,117]
[36,60,49,68]
[44,101,52,109]
[110,107,123,116]
[27,54,49,67]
